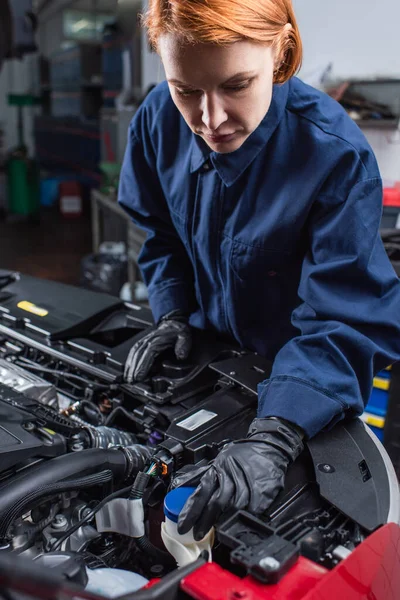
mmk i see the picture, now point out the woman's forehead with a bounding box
[159,35,274,81]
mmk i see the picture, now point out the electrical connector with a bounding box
[152,438,184,477]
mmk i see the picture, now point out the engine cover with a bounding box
[0,358,57,407]
[0,383,66,472]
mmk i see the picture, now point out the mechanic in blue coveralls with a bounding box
[118,0,400,541]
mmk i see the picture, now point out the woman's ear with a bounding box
[273,23,292,78]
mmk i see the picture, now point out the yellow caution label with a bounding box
[361,413,385,429]
[373,377,390,391]
[43,428,56,435]
[17,301,48,317]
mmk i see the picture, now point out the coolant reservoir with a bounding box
[85,568,148,598]
[161,487,214,567]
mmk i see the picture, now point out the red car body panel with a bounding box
[177,524,400,600]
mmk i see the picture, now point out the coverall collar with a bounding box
[190,80,290,187]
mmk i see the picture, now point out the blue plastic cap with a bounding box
[164,487,196,523]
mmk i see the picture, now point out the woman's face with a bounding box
[159,35,276,154]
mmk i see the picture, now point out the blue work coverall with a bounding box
[118,77,400,438]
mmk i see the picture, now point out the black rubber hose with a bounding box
[0,447,145,517]
[129,471,150,499]
[129,471,176,566]
[0,470,113,541]
[136,535,176,566]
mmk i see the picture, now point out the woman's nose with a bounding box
[201,93,228,131]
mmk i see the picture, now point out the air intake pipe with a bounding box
[0,445,153,521]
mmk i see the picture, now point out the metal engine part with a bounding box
[0,358,58,408]
[13,501,99,559]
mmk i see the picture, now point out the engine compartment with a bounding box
[0,272,397,598]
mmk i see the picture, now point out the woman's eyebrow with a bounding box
[222,71,257,83]
[168,71,257,87]
[168,78,195,86]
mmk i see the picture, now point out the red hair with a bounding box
[142,0,302,84]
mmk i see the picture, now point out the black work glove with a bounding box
[173,418,304,541]
[124,310,192,383]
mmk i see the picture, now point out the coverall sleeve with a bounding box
[118,124,197,323]
[257,176,400,438]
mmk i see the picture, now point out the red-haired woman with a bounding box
[119,0,400,539]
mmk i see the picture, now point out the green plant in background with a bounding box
[100,161,121,196]
[7,94,41,217]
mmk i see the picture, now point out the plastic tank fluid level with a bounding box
[85,568,148,598]
[161,487,215,567]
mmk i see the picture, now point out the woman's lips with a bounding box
[204,132,237,143]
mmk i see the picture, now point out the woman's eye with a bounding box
[224,81,251,93]
[176,88,199,97]
[175,80,253,97]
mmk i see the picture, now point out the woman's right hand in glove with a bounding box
[124,310,192,383]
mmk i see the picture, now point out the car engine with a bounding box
[0,270,398,598]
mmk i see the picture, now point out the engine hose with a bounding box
[0,446,153,522]
[130,471,176,566]
[85,426,137,449]
[71,421,137,450]
[0,470,113,542]
[136,535,176,566]
[129,471,151,499]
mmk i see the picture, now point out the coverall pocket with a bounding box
[230,240,292,288]
[229,240,297,347]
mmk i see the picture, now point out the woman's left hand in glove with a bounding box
[172,417,304,541]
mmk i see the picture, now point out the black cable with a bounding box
[80,400,105,425]
[129,471,151,499]
[129,471,175,566]
[14,358,109,389]
[15,360,91,384]
[135,535,176,566]
[0,470,113,541]
[105,408,150,444]
[105,405,134,427]
[50,484,132,551]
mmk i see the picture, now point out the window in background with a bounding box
[64,10,115,42]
